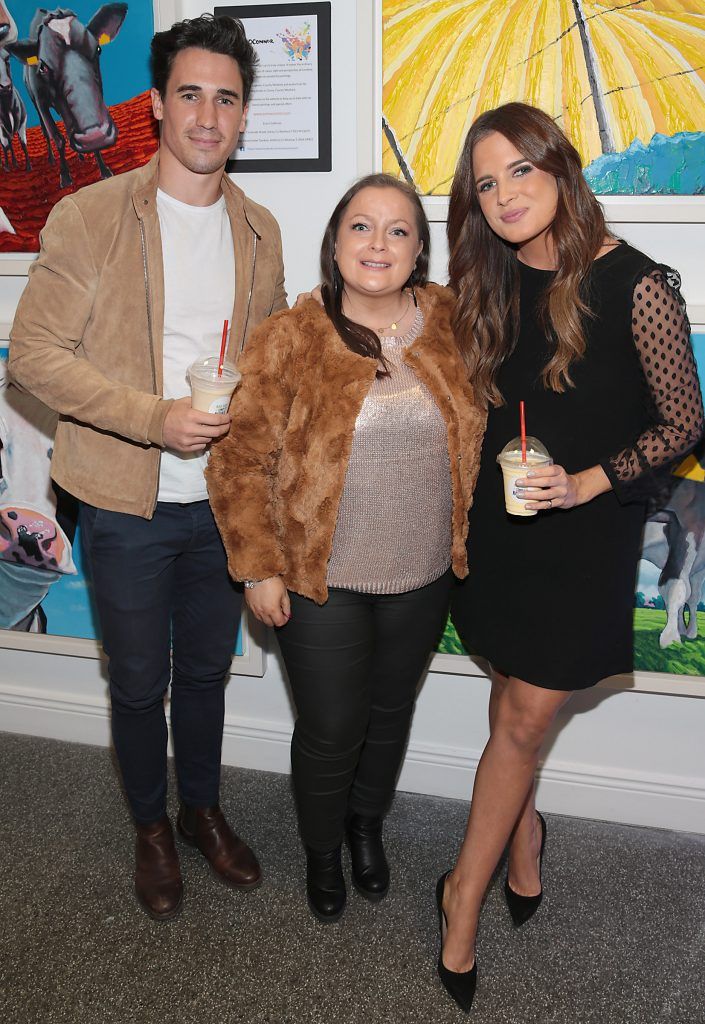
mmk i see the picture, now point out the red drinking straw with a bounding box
[218,319,229,377]
[520,400,527,464]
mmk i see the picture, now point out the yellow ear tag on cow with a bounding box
[99,32,112,45]
[27,55,39,65]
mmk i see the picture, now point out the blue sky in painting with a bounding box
[7,1,154,129]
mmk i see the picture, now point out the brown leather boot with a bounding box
[134,815,183,921]
[177,803,261,890]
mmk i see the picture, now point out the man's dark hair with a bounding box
[151,13,258,103]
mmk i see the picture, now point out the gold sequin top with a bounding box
[326,308,453,594]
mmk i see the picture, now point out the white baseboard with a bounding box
[395,742,705,835]
[0,683,112,747]
[1,683,703,835]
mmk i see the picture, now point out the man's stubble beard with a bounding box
[183,151,230,176]
[180,134,232,176]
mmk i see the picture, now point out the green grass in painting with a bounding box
[633,609,705,675]
[436,616,469,656]
[438,609,705,675]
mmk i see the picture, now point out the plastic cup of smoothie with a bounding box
[497,436,552,517]
[188,357,241,415]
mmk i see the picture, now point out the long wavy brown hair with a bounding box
[447,102,609,407]
[320,174,429,376]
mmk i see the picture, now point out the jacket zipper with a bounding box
[140,217,160,517]
[140,219,158,395]
[238,233,258,360]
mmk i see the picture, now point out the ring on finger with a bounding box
[547,498,553,509]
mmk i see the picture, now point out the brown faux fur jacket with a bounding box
[206,283,486,604]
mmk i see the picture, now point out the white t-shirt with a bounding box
[156,188,235,502]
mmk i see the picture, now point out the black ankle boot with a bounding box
[347,814,389,901]
[305,845,346,922]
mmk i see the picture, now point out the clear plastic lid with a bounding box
[497,436,551,465]
[188,356,241,385]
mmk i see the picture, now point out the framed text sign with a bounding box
[216,2,332,173]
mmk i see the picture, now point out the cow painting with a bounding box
[10,4,127,188]
[640,472,705,648]
[0,46,30,170]
[0,4,18,232]
[0,2,17,46]
[0,360,76,632]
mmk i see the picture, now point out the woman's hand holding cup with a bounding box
[516,463,577,511]
[517,463,610,511]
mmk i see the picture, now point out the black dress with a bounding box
[451,243,703,690]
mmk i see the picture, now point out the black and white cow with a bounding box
[10,4,127,188]
[641,473,705,647]
[0,46,30,170]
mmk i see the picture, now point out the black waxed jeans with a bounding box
[80,500,241,823]
[276,570,452,851]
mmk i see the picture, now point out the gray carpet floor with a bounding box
[1,732,704,1024]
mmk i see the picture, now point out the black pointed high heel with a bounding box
[435,871,477,1013]
[504,811,547,928]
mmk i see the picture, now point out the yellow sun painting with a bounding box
[382,0,705,195]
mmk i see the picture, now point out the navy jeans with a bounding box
[80,500,241,823]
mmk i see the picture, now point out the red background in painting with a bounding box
[0,91,159,254]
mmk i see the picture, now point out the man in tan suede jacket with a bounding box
[10,14,286,921]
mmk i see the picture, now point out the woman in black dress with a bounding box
[435,102,704,1013]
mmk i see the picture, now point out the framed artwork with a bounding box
[0,339,266,674]
[216,1,332,173]
[380,0,705,223]
[372,2,705,694]
[0,0,182,272]
[428,331,705,698]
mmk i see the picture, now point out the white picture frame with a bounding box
[154,0,181,31]
[427,651,705,699]
[0,255,36,277]
[0,607,267,677]
[419,193,705,226]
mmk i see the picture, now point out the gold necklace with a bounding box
[376,292,411,334]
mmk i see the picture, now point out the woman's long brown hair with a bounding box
[447,102,609,407]
[320,173,430,375]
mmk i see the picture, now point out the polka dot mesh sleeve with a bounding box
[602,267,704,503]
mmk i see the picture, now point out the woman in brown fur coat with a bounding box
[206,174,485,922]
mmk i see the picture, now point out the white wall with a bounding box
[1,0,704,835]
[211,0,362,304]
